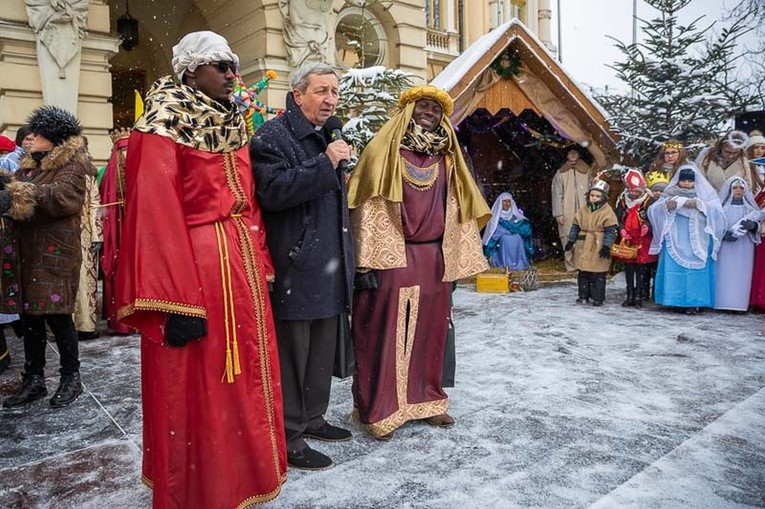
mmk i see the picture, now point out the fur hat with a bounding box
[27,106,82,146]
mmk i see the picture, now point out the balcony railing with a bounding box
[426,28,459,57]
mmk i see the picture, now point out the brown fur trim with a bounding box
[18,136,88,173]
[6,181,36,221]
[40,136,87,172]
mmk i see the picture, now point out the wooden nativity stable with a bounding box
[431,20,621,260]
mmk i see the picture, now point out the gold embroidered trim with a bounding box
[402,157,440,191]
[141,475,153,488]
[365,285,449,438]
[441,176,489,281]
[235,474,287,509]
[351,196,406,270]
[117,299,206,321]
[221,153,282,483]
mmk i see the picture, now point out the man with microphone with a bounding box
[250,62,355,471]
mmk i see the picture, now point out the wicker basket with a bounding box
[610,238,638,260]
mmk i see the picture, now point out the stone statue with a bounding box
[278,0,334,67]
[26,0,88,79]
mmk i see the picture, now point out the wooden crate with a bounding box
[475,272,509,293]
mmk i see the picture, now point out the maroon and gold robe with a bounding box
[352,150,456,437]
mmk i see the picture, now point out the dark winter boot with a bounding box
[576,272,589,304]
[634,266,646,308]
[591,272,607,306]
[3,373,47,408]
[622,265,635,307]
[50,372,83,408]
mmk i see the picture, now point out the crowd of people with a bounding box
[1,27,764,508]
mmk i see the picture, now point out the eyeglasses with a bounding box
[204,61,238,74]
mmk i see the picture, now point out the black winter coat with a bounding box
[249,93,355,320]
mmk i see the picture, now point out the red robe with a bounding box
[750,189,765,309]
[99,137,132,333]
[116,132,286,508]
[352,150,451,438]
[614,195,657,265]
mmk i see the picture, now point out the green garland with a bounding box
[491,49,521,80]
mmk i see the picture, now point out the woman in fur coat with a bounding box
[1,106,89,410]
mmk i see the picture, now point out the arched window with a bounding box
[335,7,387,68]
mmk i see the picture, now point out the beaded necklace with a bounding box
[402,157,440,191]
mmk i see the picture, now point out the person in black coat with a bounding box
[250,62,355,471]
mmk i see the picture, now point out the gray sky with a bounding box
[550,0,757,94]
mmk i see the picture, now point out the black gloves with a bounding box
[564,241,575,252]
[599,245,611,258]
[165,314,207,347]
[354,271,378,291]
[723,231,736,242]
[741,219,759,233]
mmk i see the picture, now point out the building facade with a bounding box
[0,0,556,163]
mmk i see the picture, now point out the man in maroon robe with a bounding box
[347,86,491,440]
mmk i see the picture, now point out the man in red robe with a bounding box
[347,86,491,439]
[116,31,286,508]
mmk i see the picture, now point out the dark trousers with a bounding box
[22,313,79,376]
[0,326,7,360]
[577,271,607,303]
[275,315,338,452]
[624,263,648,302]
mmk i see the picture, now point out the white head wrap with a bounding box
[171,31,240,82]
[648,164,726,268]
[746,134,765,150]
[718,176,764,243]
[482,192,527,245]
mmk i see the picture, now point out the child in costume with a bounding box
[648,165,726,314]
[644,171,671,301]
[614,169,657,308]
[564,178,618,306]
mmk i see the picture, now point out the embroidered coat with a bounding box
[10,136,88,315]
[74,173,103,331]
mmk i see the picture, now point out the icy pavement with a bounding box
[1,276,764,508]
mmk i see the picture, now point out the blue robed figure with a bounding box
[647,165,726,312]
[482,192,534,270]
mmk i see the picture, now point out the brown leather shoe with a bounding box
[424,413,455,428]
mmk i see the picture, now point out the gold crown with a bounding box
[662,141,684,150]
[646,171,671,189]
[399,86,454,117]
[110,127,131,144]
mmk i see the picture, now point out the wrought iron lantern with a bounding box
[117,0,139,51]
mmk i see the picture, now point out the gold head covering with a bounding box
[398,85,454,117]
[347,99,490,228]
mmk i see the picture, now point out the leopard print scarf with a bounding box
[400,119,449,156]
[134,76,247,152]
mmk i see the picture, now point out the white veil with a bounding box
[482,192,527,245]
[648,164,726,268]
[718,176,764,244]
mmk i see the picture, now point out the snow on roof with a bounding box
[430,19,612,124]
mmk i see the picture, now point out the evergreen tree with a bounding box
[597,0,757,163]
[336,66,415,170]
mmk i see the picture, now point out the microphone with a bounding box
[324,116,349,172]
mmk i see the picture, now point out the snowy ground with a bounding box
[1,275,764,508]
